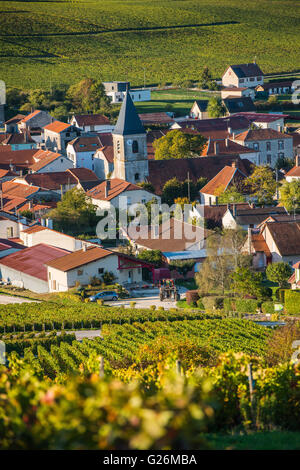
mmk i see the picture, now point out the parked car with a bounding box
[89,291,118,302]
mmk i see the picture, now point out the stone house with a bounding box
[222,63,264,88]
[43,121,81,154]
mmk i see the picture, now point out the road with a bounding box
[106,287,187,310]
[0,294,37,304]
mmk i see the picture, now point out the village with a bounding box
[0,62,299,312]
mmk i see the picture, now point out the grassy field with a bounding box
[0,0,299,89]
[205,431,300,450]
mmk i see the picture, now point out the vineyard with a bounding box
[0,0,300,89]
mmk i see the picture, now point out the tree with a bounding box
[169,259,195,276]
[279,180,300,213]
[153,130,206,160]
[48,188,97,233]
[198,66,212,89]
[231,267,263,297]
[67,78,111,114]
[196,177,208,191]
[137,182,155,193]
[275,156,294,172]
[244,166,277,205]
[207,96,225,118]
[266,262,293,288]
[217,185,246,204]
[162,178,183,205]
[138,249,163,267]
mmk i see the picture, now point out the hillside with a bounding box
[0,0,299,89]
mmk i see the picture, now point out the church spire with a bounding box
[113,91,145,136]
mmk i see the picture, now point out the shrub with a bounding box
[235,299,260,313]
[185,290,200,305]
[285,290,300,315]
[202,296,224,310]
[261,301,276,314]
[197,299,205,310]
[275,288,286,303]
[130,301,136,309]
[97,299,104,306]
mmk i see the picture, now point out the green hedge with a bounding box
[202,296,224,310]
[285,290,300,315]
[223,298,260,313]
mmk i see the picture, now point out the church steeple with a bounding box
[112,91,148,184]
[113,91,145,136]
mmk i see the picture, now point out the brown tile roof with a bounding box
[235,206,287,226]
[258,81,293,90]
[24,172,77,190]
[2,180,40,198]
[2,131,35,145]
[67,168,100,182]
[266,221,300,256]
[29,149,64,172]
[138,112,174,125]
[201,138,253,156]
[0,169,17,178]
[4,114,26,125]
[20,110,42,123]
[251,232,271,257]
[234,128,292,142]
[22,225,47,234]
[232,112,288,123]
[73,114,111,127]
[148,155,253,195]
[175,115,250,134]
[221,87,248,91]
[0,149,38,168]
[285,165,300,178]
[0,243,69,281]
[126,218,210,252]
[87,178,143,201]
[46,246,113,271]
[227,63,264,78]
[200,165,246,196]
[43,121,70,133]
[291,133,300,147]
[204,203,250,229]
[223,97,256,114]
[2,195,28,212]
[67,135,102,153]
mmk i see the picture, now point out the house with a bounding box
[138,112,174,127]
[222,63,264,88]
[232,128,293,167]
[1,180,60,209]
[0,243,69,292]
[0,211,29,239]
[86,178,160,211]
[288,261,300,290]
[223,205,288,230]
[148,154,253,195]
[245,221,300,269]
[221,87,255,100]
[0,169,18,182]
[200,162,247,205]
[201,137,259,165]
[189,101,209,120]
[18,110,55,134]
[46,246,146,292]
[15,168,100,195]
[231,112,287,132]
[20,225,86,252]
[4,115,25,133]
[0,148,73,174]
[171,115,251,138]
[223,96,256,115]
[43,121,81,154]
[256,81,294,96]
[285,156,300,182]
[291,134,300,157]
[70,114,114,134]
[66,135,103,174]
[103,81,151,103]
[0,131,36,150]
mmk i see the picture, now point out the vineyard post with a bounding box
[247,362,256,427]
[99,356,104,378]
[176,359,182,376]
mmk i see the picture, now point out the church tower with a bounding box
[112,91,148,183]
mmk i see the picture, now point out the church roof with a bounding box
[113,91,145,136]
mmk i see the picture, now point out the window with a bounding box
[240,78,244,83]
[267,154,272,165]
[98,268,104,274]
[253,142,259,151]
[134,173,140,181]
[141,198,146,203]
[139,94,141,100]
[266,142,271,151]
[257,76,262,81]
[90,125,94,131]
[117,141,121,153]
[278,152,284,159]
[278,140,284,150]
[61,158,63,163]
[132,140,138,153]
[250,77,254,82]
[6,227,13,238]
[77,269,83,276]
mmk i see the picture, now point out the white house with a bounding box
[0,211,29,239]
[20,225,87,252]
[103,81,151,103]
[200,163,247,206]
[46,246,145,292]
[86,178,160,211]
[221,87,255,100]
[189,101,209,120]
[70,114,114,134]
[285,157,300,182]
[222,63,264,88]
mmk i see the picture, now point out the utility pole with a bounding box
[143,67,146,89]
[187,171,190,202]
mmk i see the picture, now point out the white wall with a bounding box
[0,219,27,239]
[35,156,74,173]
[20,229,83,251]
[0,265,48,293]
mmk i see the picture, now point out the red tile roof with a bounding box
[0,149,38,168]
[66,168,100,182]
[2,181,40,198]
[87,178,143,201]
[0,243,69,281]
[22,225,47,234]
[43,121,71,133]
[232,112,288,123]
[46,246,113,272]
[234,128,291,142]
[30,149,64,172]
[20,110,42,123]
[200,165,246,196]
[73,114,111,127]
[67,135,102,153]
[286,165,300,178]
[251,232,271,257]
[4,114,26,125]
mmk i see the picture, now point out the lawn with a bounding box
[0,0,299,89]
[205,431,300,450]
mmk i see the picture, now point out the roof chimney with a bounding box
[228,126,232,135]
[225,138,229,148]
[105,179,110,198]
[214,141,219,155]
[232,160,236,168]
